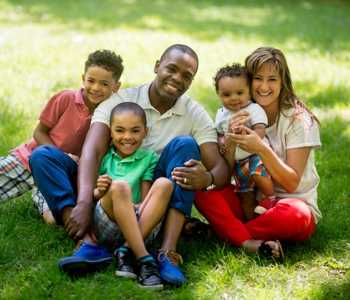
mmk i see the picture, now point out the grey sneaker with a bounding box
[138,259,163,289]
[115,249,137,279]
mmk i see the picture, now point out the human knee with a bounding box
[29,145,61,167]
[109,180,131,199]
[153,177,173,193]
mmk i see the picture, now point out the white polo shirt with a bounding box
[92,83,217,154]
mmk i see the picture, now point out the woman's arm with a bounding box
[231,126,311,193]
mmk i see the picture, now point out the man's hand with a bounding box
[65,202,93,241]
[171,159,212,190]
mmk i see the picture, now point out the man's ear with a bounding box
[112,81,121,93]
[154,60,160,74]
[81,73,85,82]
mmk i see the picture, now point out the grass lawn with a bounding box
[1,0,350,299]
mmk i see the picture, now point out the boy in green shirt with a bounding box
[60,102,173,289]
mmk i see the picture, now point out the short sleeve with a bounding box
[39,91,71,128]
[246,104,268,127]
[190,103,218,145]
[98,153,109,175]
[215,108,226,134]
[286,112,321,150]
[142,151,159,181]
[92,93,123,127]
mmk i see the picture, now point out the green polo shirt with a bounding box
[99,146,159,204]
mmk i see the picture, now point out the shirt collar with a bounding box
[75,88,86,105]
[140,83,188,116]
[110,146,147,162]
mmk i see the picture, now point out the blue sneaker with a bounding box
[58,242,112,276]
[157,250,186,286]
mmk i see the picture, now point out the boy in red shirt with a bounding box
[0,49,123,224]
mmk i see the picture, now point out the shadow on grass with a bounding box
[4,0,350,54]
[296,81,350,109]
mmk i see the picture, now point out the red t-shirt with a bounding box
[12,89,92,170]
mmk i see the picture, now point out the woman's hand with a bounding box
[229,126,266,155]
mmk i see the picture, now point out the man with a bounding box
[58,44,229,285]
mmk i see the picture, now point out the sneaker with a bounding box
[138,259,163,289]
[58,242,112,276]
[115,248,137,279]
[157,250,186,286]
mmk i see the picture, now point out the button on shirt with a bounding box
[99,146,159,204]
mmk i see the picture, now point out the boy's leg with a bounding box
[153,136,200,285]
[137,177,173,239]
[0,154,33,202]
[29,145,77,225]
[100,181,163,288]
[100,180,148,258]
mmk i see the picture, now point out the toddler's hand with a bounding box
[218,135,227,154]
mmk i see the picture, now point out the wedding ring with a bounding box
[184,178,188,184]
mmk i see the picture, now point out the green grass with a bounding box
[0,0,350,299]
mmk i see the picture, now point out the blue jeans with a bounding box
[153,136,200,217]
[29,145,77,224]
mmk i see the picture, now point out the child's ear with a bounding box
[145,127,149,136]
[81,74,85,82]
[154,60,160,74]
[112,81,121,93]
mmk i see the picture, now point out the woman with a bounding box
[195,47,321,258]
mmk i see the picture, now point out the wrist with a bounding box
[205,170,215,190]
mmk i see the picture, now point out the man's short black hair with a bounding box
[159,44,199,66]
[85,49,124,81]
[110,102,147,126]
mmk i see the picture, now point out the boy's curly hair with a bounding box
[213,63,249,92]
[85,49,124,81]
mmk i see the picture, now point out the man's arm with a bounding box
[199,141,230,188]
[66,122,110,240]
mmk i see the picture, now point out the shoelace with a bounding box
[158,250,183,265]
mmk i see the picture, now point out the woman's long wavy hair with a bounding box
[245,47,319,124]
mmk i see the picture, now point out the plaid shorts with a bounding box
[0,154,50,214]
[234,154,269,193]
[94,201,161,249]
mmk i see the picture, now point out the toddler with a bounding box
[214,63,274,220]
